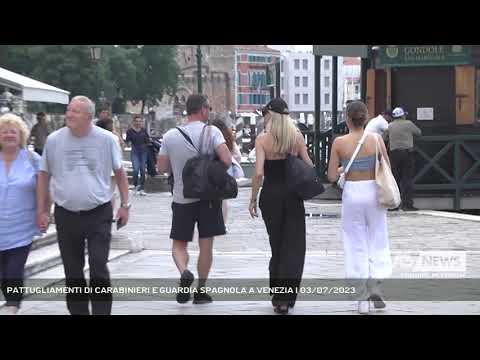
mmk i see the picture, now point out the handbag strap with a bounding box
[344,131,369,175]
[373,133,383,163]
[199,124,212,155]
[176,127,199,153]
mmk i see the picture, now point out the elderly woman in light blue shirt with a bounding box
[0,113,42,315]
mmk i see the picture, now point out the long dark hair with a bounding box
[211,119,234,152]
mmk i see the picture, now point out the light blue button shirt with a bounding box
[0,149,41,251]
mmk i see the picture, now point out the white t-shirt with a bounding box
[365,115,389,136]
[40,126,123,212]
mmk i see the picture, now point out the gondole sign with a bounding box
[378,45,471,67]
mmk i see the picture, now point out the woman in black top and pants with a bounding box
[249,99,313,314]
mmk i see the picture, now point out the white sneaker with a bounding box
[138,190,147,196]
[357,301,370,314]
[0,306,19,315]
[128,185,136,190]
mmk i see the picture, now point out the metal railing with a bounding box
[301,121,348,179]
[304,130,480,209]
[412,134,480,210]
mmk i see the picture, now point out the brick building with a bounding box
[235,45,281,113]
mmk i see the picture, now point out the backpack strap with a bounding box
[176,127,199,153]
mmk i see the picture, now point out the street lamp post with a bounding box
[90,46,102,111]
[196,45,203,94]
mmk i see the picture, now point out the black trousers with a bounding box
[0,244,31,307]
[54,202,113,315]
[259,184,306,306]
[390,149,415,208]
[146,147,158,177]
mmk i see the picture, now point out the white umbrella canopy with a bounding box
[0,66,70,104]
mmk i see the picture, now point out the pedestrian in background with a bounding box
[126,115,150,196]
[365,109,393,138]
[384,107,422,211]
[328,100,392,314]
[249,98,312,315]
[211,118,242,231]
[0,113,43,315]
[30,112,50,156]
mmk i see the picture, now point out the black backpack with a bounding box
[176,125,238,200]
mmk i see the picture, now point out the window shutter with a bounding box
[455,65,475,125]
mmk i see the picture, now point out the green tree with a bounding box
[0,45,179,115]
[0,45,102,100]
[121,45,179,114]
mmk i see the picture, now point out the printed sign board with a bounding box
[417,107,434,120]
[379,45,471,67]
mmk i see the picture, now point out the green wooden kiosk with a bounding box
[368,45,480,210]
[306,45,480,210]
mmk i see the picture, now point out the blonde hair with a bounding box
[265,111,298,154]
[0,113,30,150]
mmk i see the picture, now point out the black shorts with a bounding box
[170,200,225,242]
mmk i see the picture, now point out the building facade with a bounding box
[234,45,281,114]
[343,57,361,102]
[273,49,347,128]
[174,45,236,117]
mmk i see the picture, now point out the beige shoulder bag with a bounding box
[374,135,401,209]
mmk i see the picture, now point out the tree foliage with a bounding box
[0,45,179,114]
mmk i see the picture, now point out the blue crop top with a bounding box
[340,155,376,171]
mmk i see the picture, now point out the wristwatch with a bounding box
[121,203,132,210]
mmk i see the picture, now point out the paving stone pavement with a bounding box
[14,188,480,315]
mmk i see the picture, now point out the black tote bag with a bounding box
[285,154,325,200]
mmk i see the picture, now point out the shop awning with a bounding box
[0,66,70,104]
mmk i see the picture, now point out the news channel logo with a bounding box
[392,251,467,278]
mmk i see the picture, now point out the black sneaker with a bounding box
[193,290,213,304]
[176,270,194,304]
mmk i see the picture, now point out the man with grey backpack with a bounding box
[157,94,232,305]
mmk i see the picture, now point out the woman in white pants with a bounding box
[328,101,392,314]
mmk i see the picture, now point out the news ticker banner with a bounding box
[3,279,480,301]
